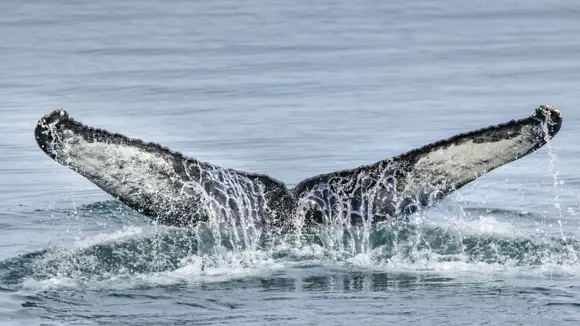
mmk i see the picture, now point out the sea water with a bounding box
[1,0,580,325]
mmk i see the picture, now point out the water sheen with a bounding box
[2,0,580,325]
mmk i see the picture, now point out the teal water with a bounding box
[1,1,580,325]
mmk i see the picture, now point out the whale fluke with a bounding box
[34,109,295,229]
[292,106,562,226]
[35,106,562,229]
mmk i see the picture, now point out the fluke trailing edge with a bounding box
[35,106,562,230]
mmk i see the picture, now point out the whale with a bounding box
[35,106,562,230]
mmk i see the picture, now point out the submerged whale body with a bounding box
[35,106,562,230]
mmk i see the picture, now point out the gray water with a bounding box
[1,0,580,325]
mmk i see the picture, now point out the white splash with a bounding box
[443,216,520,237]
[72,225,146,250]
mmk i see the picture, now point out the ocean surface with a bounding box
[1,0,580,325]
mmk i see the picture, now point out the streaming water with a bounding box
[2,0,580,325]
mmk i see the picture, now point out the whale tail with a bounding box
[35,106,562,229]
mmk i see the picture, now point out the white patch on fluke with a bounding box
[413,125,538,191]
[57,134,179,209]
